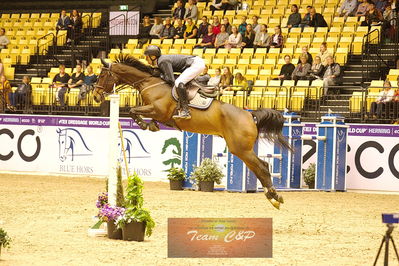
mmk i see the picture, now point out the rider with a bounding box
[144,45,206,119]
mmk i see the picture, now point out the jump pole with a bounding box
[108,93,120,206]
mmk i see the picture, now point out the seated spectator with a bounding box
[356,0,370,17]
[308,56,325,80]
[137,16,152,47]
[70,10,83,41]
[277,55,295,81]
[194,25,215,49]
[252,16,261,34]
[215,25,229,48]
[226,26,242,49]
[196,66,211,85]
[269,25,283,48]
[361,2,383,27]
[240,24,256,48]
[160,18,176,40]
[174,18,186,39]
[292,56,311,81]
[233,72,248,90]
[13,76,32,108]
[220,67,233,90]
[287,5,302,29]
[150,17,164,39]
[253,24,270,49]
[183,18,198,40]
[222,17,232,35]
[338,0,358,18]
[238,16,247,36]
[0,75,12,110]
[302,45,313,65]
[0,59,4,77]
[317,42,332,66]
[0,28,10,50]
[210,0,233,11]
[80,65,97,105]
[68,64,85,105]
[323,56,342,95]
[375,0,388,12]
[208,68,222,86]
[197,16,209,38]
[52,64,70,107]
[393,80,399,118]
[184,0,198,21]
[300,6,313,28]
[309,7,328,28]
[370,80,394,118]
[212,16,222,35]
[172,0,186,20]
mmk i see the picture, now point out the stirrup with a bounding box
[173,110,191,120]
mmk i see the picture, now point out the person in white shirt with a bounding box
[0,28,10,50]
[252,16,261,34]
[253,24,270,48]
[208,68,222,87]
[369,80,395,118]
[225,26,242,49]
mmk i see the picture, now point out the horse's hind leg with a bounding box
[129,104,159,132]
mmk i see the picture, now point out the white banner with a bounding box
[109,11,140,36]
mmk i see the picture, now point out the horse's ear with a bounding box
[56,128,60,133]
[101,58,110,68]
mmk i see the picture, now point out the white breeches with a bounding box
[175,56,206,87]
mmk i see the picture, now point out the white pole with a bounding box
[108,93,120,206]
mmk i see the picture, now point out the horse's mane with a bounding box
[115,54,154,75]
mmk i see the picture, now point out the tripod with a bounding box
[373,224,399,266]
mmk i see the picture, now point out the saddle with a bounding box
[171,80,218,110]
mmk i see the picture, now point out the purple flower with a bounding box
[96,192,108,209]
[98,204,125,222]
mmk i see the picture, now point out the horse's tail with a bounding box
[251,108,293,152]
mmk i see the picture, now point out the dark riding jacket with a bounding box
[157,54,195,85]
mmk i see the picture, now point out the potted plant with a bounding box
[304,163,316,189]
[116,173,155,241]
[167,167,186,190]
[190,158,224,192]
[0,228,11,258]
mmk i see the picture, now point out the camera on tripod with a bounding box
[373,213,399,266]
[382,213,399,224]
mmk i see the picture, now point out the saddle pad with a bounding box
[172,87,213,110]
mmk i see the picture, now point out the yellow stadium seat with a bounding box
[352,37,363,54]
[220,91,234,104]
[233,91,246,108]
[335,47,348,64]
[369,80,384,92]
[290,91,306,112]
[350,92,365,113]
[310,79,324,98]
[301,27,315,38]
[288,27,302,39]
[275,91,288,110]
[387,69,399,82]
[247,91,263,109]
[315,27,328,38]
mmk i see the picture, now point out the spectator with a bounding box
[68,64,85,105]
[172,0,186,20]
[292,55,311,81]
[212,16,222,35]
[13,76,31,108]
[309,7,328,28]
[70,10,83,41]
[369,80,394,118]
[215,25,229,48]
[252,16,261,34]
[208,68,222,86]
[317,42,332,66]
[185,0,198,21]
[240,24,255,48]
[0,28,10,50]
[196,66,211,85]
[226,26,242,49]
[277,55,295,81]
[183,18,198,40]
[223,17,232,35]
[150,17,164,39]
[302,45,313,65]
[393,78,399,118]
[160,18,176,40]
[238,16,247,36]
[137,16,153,47]
[356,0,370,17]
[220,67,233,90]
[375,0,388,12]
[300,6,313,28]
[52,64,70,107]
[383,5,395,39]
[253,24,270,49]
[338,0,358,18]
[287,5,302,29]
[197,16,209,38]
[361,2,383,27]
[308,56,325,80]
[174,18,186,39]
[56,9,71,31]
[233,72,248,90]
[269,25,283,48]
[210,0,233,11]
[194,25,215,49]
[81,65,97,104]
[323,56,342,95]
[0,75,12,110]
[0,59,3,77]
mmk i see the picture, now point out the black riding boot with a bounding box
[173,83,191,119]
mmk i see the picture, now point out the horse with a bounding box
[93,54,291,209]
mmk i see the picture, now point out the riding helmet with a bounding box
[144,45,161,58]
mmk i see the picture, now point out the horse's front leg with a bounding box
[129,105,159,132]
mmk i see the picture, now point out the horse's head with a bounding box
[57,128,68,162]
[93,59,120,103]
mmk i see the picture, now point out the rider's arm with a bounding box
[158,60,175,86]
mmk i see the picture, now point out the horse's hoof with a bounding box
[138,122,148,130]
[277,195,284,204]
[148,122,160,132]
[268,198,280,210]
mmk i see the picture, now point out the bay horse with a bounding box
[93,54,291,209]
